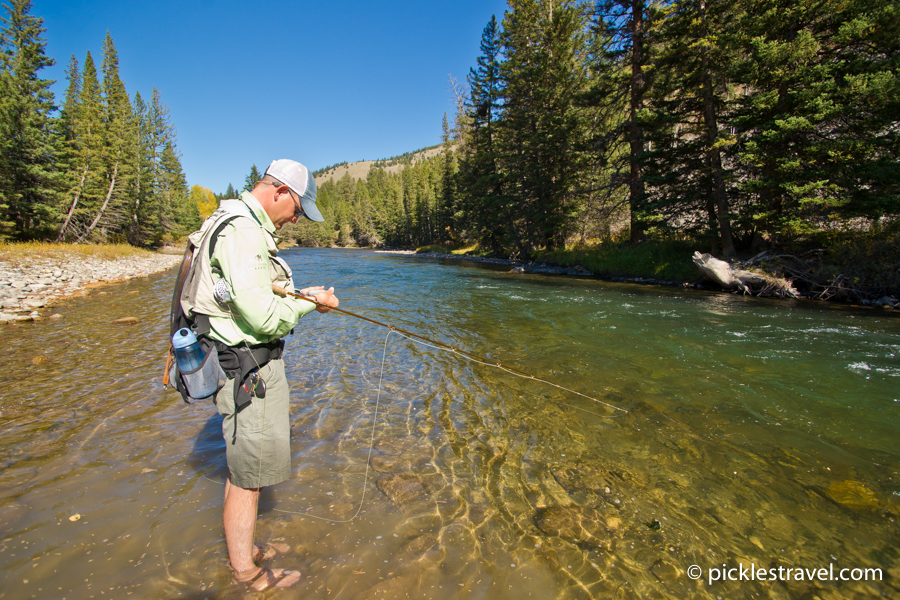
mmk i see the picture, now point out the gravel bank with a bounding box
[0,253,181,323]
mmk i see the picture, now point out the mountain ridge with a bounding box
[313,144,445,186]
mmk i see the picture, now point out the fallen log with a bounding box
[692,251,800,298]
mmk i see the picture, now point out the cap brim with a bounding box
[294,178,323,222]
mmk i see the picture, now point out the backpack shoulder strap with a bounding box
[208,215,242,260]
[169,243,195,338]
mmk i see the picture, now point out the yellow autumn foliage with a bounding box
[191,185,218,220]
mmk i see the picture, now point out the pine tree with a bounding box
[145,87,171,236]
[127,90,161,245]
[74,31,135,242]
[0,0,60,237]
[498,0,590,254]
[437,112,457,242]
[728,0,900,246]
[57,54,79,150]
[243,164,261,191]
[55,54,80,240]
[159,138,196,233]
[591,0,653,243]
[458,15,505,251]
[642,0,740,256]
[57,51,104,241]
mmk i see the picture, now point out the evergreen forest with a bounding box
[284,0,898,277]
[2,0,898,294]
[0,0,199,245]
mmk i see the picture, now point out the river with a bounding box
[1,248,897,599]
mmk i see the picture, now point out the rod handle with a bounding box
[272,284,318,305]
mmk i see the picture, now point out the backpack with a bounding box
[163,215,241,394]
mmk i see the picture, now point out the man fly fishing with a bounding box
[170,158,338,591]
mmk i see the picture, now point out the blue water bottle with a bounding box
[172,328,205,372]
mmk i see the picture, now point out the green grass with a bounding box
[415,243,485,256]
[0,241,158,262]
[534,238,700,281]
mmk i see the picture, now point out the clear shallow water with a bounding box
[0,248,898,599]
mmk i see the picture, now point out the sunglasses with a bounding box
[264,181,304,218]
[287,188,305,218]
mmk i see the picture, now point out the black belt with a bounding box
[212,338,284,410]
[214,339,284,367]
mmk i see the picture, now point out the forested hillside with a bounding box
[2,0,897,285]
[289,0,897,273]
[0,0,198,245]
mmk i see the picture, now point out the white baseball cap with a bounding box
[265,159,323,222]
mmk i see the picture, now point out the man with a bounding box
[183,159,338,591]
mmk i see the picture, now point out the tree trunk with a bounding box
[75,160,118,244]
[57,166,88,242]
[699,0,735,258]
[628,0,646,243]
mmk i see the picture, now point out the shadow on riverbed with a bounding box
[188,411,281,514]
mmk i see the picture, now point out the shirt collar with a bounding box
[240,191,276,233]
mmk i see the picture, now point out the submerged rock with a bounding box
[649,558,680,582]
[377,472,429,509]
[534,506,622,550]
[370,455,412,473]
[826,480,880,511]
[113,317,140,325]
[395,532,439,563]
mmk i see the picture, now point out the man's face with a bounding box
[271,187,303,229]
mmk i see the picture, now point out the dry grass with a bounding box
[0,242,157,262]
[314,146,447,186]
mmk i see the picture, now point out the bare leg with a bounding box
[224,476,260,574]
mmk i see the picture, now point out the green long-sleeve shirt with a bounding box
[207,192,315,346]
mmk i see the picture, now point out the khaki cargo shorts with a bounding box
[213,358,291,488]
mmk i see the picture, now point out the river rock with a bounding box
[649,558,681,583]
[370,455,413,473]
[0,253,180,317]
[113,317,140,325]
[395,532,439,563]
[376,472,429,510]
[825,480,880,511]
[534,506,622,550]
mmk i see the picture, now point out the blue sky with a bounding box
[35,0,510,193]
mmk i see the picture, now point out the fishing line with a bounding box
[272,284,627,414]
[201,286,627,523]
[385,329,621,418]
[271,327,392,522]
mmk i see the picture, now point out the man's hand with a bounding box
[300,286,339,313]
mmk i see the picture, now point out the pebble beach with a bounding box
[0,252,181,323]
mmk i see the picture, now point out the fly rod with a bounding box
[272,284,626,413]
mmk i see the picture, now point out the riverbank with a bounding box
[383,249,715,287]
[0,247,180,323]
[384,245,900,310]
